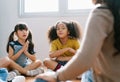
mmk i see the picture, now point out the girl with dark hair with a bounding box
[6,23,44,81]
[35,0,120,82]
[43,20,81,71]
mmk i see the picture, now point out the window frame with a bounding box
[19,0,92,17]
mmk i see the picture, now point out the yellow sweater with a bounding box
[57,4,120,82]
[50,38,80,57]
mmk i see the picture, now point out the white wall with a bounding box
[0,0,89,61]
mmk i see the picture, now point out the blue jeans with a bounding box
[0,68,8,82]
[34,78,47,82]
[81,70,93,82]
[56,60,68,66]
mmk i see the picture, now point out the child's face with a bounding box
[56,23,69,39]
[16,29,29,41]
[92,0,97,4]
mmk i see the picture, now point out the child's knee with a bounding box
[0,57,10,67]
[35,60,42,66]
[43,58,51,67]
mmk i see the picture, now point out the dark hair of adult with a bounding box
[6,23,34,54]
[95,0,120,53]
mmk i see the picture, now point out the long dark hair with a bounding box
[95,0,120,52]
[6,23,34,54]
[47,20,81,43]
[105,0,120,52]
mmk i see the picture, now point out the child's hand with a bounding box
[23,41,29,53]
[68,48,76,54]
[35,71,57,82]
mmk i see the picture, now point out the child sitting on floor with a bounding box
[6,22,44,81]
[43,20,82,71]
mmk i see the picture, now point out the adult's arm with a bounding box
[57,7,113,81]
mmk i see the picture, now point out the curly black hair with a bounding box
[47,20,82,43]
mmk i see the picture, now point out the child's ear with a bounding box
[14,32,17,36]
[14,32,18,37]
[14,32,18,41]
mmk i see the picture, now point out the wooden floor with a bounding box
[26,77,35,82]
[25,77,80,82]
[25,66,80,82]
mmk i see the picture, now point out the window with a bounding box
[24,0,59,13]
[19,0,94,17]
[68,0,94,10]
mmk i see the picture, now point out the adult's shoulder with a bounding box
[91,4,112,17]
[87,3,114,34]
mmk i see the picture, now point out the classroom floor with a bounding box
[25,76,80,82]
[26,77,35,82]
[25,66,81,82]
